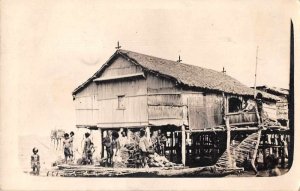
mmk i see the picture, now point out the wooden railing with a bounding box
[226,112,258,126]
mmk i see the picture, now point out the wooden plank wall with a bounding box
[101,56,143,78]
[263,102,277,121]
[206,94,223,126]
[97,58,148,128]
[75,82,98,126]
[98,78,147,100]
[147,74,177,92]
[146,74,183,126]
[187,93,223,130]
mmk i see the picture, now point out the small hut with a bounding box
[72,49,286,167]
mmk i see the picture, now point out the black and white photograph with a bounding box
[1,0,299,190]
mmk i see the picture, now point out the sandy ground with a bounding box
[18,135,64,175]
[18,135,289,177]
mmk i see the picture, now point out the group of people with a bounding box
[62,131,95,164]
[62,131,75,163]
[102,130,121,167]
[30,127,282,176]
[101,128,168,168]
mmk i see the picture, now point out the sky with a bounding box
[1,0,300,136]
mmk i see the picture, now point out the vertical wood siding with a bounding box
[263,102,277,120]
[187,93,223,130]
[146,74,184,126]
[101,56,143,78]
[97,58,148,127]
[75,82,98,126]
[147,94,182,106]
[147,74,178,94]
[97,78,147,100]
[98,95,148,127]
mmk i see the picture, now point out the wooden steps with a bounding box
[215,131,261,169]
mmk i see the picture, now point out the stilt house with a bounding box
[72,49,280,166]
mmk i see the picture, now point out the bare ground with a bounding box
[18,135,289,177]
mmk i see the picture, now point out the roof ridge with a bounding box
[118,49,249,87]
[118,49,224,74]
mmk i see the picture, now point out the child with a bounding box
[69,131,75,160]
[31,147,40,175]
[63,133,71,164]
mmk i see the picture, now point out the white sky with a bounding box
[1,0,300,136]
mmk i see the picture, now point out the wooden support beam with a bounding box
[99,128,103,158]
[170,131,174,161]
[225,117,232,167]
[181,125,186,166]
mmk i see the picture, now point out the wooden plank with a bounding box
[147,94,182,106]
[148,119,183,126]
[188,94,223,130]
[76,109,98,126]
[97,78,147,100]
[75,82,97,97]
[227,112,258,124]
[99,128,103,157]
[101,56,143,78]
[225,117,232,167]
[148,106,183,120]
[94,73,145,82]
[182,125,186,166]
[98,95,148,127]
[146,73,176,90]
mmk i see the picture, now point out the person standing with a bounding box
[31,147,40,175]
[139,129,150,168]
[83,132,92,161]
[159,132,167,156]
[255,93,266,123]
[69,131,75,160]
[103,130,113,167]
[119,131,128,147]
[111,131,121,167]
[63,133,72,164]
[87,142,95,164]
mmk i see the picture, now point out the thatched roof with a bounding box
[73,49,280,101]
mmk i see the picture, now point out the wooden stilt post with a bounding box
[181,125,186,166]
[263,133,266,168]
[170,130,174,162]
[281,134,286,168]
[225,117,232,167]
[99,128,103,158]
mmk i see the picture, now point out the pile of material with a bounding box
[148,153,177,167]
[112,133,178,168]
[113,148,129,168]
[261,118,282,129]
[51,156,66,166]
[48,164,212,177]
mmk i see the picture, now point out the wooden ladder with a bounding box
[215,130,262,169]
